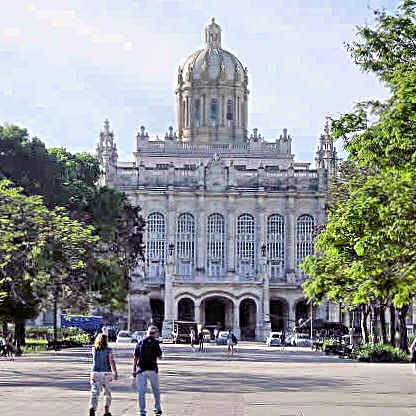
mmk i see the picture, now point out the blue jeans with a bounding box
[137,371,161,415]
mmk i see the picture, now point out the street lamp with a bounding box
[261,243,267,258]
[168,242,175,257]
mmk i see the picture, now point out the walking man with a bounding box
[198,330,204,352]
[190,329,196,352]
[132,326,163,416]
[226,329,236,356]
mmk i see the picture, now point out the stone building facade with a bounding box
[96,19,339,340]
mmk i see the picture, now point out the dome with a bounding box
[180,18,246,84]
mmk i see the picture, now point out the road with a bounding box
[0,342,415,415]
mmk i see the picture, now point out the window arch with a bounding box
[237,214,256,276]
[207,213,225,278]
[210,98,218,127]
[296,214,314,269]
[176,213,196,276]
[146,213,166,280]
[226,99,233,128]
[194,98,201,127]
[267,214,285,280]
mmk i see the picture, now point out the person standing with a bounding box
[133,326,163,416]
[89,333,118,416]
[198,330,204,352]
[190,329,196,352]
[226,329,235,356]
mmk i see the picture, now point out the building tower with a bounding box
[96,119,118,185]
[315,119,337,181]
[176,18,249,144]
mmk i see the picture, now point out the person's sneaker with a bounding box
[89,408,95,416]
[155,411,162,415]
[103,413,112,416]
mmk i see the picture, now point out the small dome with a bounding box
[180,18,246,84]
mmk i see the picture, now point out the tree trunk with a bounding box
[397,305,409,353]
[14,320,25,356]
[379,305,388,345]
[2,321,8,338]
[53,293,58,342]
[370,305,378,344]
[361,305,370,344]
[389,305,396,347]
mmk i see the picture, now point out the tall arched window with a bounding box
[296,215,314,269]
[226,99,233,128]
[194,98,201,127]
[210,98,218,127]
[237,214,255,276]
[207,213,225,278]
[147,213,166,280]
[176,213,195,276]
[267,214,285,281]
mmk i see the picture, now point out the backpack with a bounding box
[138,339,154,367]
[231,334,237,344]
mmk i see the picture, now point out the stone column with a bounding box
[162,195,176,338]
[195,301,201,327]
[233,302,240,339]
[198,195,206,274]
[288,299,296,332]
[227,195,236,273]
[162,261,174,338]
[261,258,271,340]
[256,297,265,341]
[286,195,296,283]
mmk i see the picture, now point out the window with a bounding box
[296,215,314,269]
[210,98,218,127]
[147,213,166,279]
[226,99,233,128]
[237,214,255,276]
[176,213,195,276]
[267,214,285,280]
[194,99,201,127]
[207,214,225,277]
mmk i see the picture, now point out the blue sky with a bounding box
[0,0,398,163]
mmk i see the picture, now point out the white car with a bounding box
[116,331,133,343]
[202,329,211,342]
[294,333,312,347]
[131,331,146,343]
[266,332,283,347]
[215,331,229,345]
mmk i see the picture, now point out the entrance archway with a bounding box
[270,298,289,331]
[295,299,309,330]
[178,298,195,321]
[150,299,164,332]
[240,298,257,340]
[201,296,234,332]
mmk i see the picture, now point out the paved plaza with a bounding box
[0,342,415,416]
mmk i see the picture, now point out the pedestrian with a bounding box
[88,333,118,416]
[133,326,163,416]
[410,337,416,372]
[214,328,219,342]
[198,330,204,352]
[226,329,235,356]
[190,329,196,352]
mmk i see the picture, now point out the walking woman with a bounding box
[89,333,118,416]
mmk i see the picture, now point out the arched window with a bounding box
[210,98,218,127]
[147,213,166,280]
[296,215,314,269]
[237,214,255,276]
[226,99,233,128]
[207,213,225,278]
[267,214,285,281]
[194,99,201,127]
[176,213,195,276]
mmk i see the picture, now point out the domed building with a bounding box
[97,19,341,340]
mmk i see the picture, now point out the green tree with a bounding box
[301,0,416,352]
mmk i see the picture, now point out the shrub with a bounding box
[353,343,410,363]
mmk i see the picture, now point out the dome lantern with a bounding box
[176,19,249,144]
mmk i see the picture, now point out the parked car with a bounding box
[266,332,283,347]
[202,329,211,342]
[215,331,229,345]
[131,330,146,343]
[116,331,133,343]
[294,333,312,347]
[285,334,295,346]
